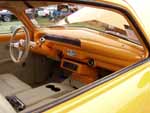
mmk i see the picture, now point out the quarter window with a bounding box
[0,10,23,34]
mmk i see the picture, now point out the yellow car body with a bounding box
[45,62,150,113]
[0,0,149,113]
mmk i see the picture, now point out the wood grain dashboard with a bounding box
[31,27,145,71]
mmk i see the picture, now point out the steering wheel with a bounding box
[9,26,30,63]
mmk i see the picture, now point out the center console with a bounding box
[61,59,98,84]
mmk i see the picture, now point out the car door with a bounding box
[0,9,24,73]
[0,9,53,85]
[0,9,38,85]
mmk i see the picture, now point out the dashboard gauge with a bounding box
[66,49,76,57]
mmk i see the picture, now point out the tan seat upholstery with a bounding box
[16,83,74,107]
[0,73,31,96]
[0,93,16,113]
[19,83,74,113]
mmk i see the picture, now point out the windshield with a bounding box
[25,4,140,45]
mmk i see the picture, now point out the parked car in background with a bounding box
[0,10,16,22]
[37,7,50,17]
[50,4,78,21]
